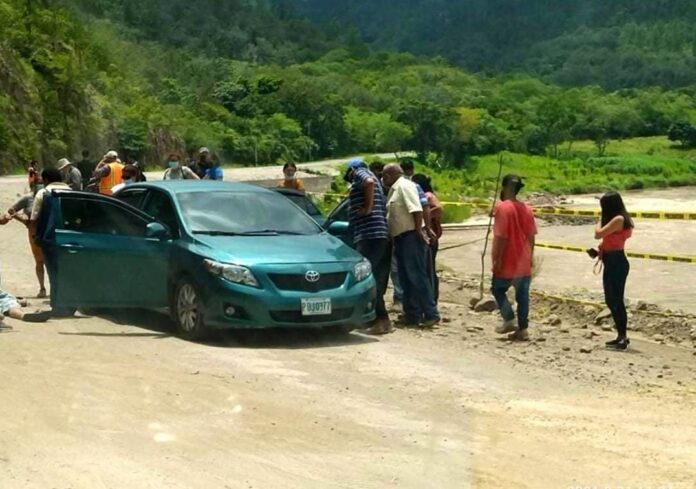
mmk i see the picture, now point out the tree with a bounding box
[344,108,411,152]
[668,121,696,148]
[394,100,453,163]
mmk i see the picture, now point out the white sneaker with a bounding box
[495,319,517,334]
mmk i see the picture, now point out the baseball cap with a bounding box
[502,174,525,190]
[199,147,210,154]
[347,158,367,171]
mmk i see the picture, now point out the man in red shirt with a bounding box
[491,175,537,341]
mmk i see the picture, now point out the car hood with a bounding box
[192,233,362,266]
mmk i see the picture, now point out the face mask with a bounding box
[284,172,295,181]
[169,161,179,169]
[123,178,135,185]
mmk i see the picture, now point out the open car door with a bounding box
[53,191,171,309]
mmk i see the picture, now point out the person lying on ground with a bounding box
[0,287,51,323]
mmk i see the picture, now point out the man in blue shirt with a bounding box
[345,158,392,335]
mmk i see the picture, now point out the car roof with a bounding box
[125,180,271,195]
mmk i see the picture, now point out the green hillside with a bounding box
[292,0,696,89]
[1,0,695,182]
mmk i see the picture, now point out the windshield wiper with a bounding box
[193,230,308,237]
[244,229,308,236]
[192,230,243,236]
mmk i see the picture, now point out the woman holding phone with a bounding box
[592,191,634,350]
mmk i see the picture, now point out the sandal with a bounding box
[37,288,47,299]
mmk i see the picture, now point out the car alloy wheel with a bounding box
[177,283,198,332]
[173,278,209,340]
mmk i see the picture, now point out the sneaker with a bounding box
[606,338,629,350]
[22,311,52,323]
[421,318,440,328]
[508,329,530,342]
[394,316,420,328]
[495,319,517,335]
[365,318,394,336]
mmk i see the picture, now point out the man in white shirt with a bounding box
[382,164,440,328]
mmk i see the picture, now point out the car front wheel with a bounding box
[173,278,209,341]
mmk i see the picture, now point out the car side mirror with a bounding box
[146,222,171,240]
[326,221,349,236]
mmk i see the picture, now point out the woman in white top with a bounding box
[163,153,200,181]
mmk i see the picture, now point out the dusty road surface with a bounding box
[1,179,695,488]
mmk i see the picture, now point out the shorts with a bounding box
[28,231,43,264]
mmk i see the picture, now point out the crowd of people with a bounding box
[345,158,633,350]
[1,150,633,350]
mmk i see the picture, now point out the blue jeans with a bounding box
[394,231,439,323]
[491,276,531,330]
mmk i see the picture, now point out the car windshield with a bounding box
[286,194,321,216]
[177,191,322,236]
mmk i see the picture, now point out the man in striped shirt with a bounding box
[345,159,393,335]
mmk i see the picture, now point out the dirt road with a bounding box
[1,179,695,488]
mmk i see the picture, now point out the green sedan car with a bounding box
[51,181,376,339]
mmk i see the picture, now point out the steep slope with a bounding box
[291,0,696,88]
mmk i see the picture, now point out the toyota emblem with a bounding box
[305,271,321,283]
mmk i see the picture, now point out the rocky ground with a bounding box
[1,174,695,488]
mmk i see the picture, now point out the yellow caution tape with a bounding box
[535,242,696,264]
[309,192,696,221]
[446,202,696,221]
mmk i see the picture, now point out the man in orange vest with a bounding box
[92,150,124,195]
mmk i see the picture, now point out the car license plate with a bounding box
[301,298,332,316]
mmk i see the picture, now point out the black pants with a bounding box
[603,251,630,338]
[356,238,391,319]
[41,245,59,309]
[425,241,439,304]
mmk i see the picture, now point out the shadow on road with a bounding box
[65,308,378,350]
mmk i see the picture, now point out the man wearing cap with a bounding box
[190,147,212,179]
[382,163,440,328]
[491,174,538,341]
[57,158,82,191]
[92,151,124,195]
[345,158,392,335]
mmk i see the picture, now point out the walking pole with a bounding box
[479,154,505,300]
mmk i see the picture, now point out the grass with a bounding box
[313,136,696,223]
[424,136,696,200]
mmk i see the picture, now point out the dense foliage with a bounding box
[1,0,695,177]
[293,0,696,89]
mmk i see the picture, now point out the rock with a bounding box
[595,308,612,325]
[636,301,648,311]
[469,297,480,309]
[582,305,597,316]
[534,337,547,343]
[559,328,570,334]
[601,325,614,332]
[546,314,562,326]
[473,298,497,313]
[442,318,452,324]
[652,334,665,343]
[579,347,593,354]
[562,346,571,352]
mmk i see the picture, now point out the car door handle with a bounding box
[61,243,84,253]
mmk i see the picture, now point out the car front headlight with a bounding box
[353,258,372,282]
[204,259,259,288]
